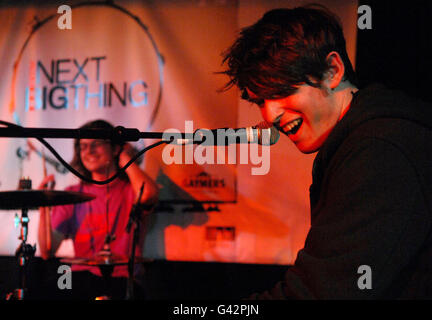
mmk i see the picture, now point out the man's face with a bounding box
[79,139,116,175]
[246,84,341,153]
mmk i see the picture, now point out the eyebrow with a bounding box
[241,89,264,106]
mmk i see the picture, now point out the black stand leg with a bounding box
[6,207,36,300]
[98,265,115,299]
[125,183,146,300]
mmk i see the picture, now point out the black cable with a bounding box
[0,120,168,185]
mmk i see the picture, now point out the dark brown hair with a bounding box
[221,5,358,101]
[70,119,128,182]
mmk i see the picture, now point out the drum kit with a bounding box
[0,178,149,300]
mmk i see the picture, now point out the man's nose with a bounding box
[260,100,284,124]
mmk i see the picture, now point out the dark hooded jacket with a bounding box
[267,84,432,299]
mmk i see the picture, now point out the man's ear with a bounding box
[324,51,345,90]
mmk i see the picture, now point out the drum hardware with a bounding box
[59,183,151,300]
[63,182,148,300]
[60,255,152,266]
[0,190,96,210]
[2,178,95,300]
[59,254,153,300]
[5,178,36,300]
[125,182,146,300]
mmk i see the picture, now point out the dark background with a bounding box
[1,1,432,300]
[0,256,287,300]
[356,0,432,103]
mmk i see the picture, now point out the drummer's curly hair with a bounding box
[70,119,128,182]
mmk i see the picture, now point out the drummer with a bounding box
[37,119,159,300]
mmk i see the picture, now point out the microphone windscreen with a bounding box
[254,121,280,146]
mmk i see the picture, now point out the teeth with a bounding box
[284,118,301,132]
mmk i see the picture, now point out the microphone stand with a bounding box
[125,183,145,300]
[0,122,172,186]
[0,125,185,141]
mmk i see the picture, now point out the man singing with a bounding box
[221,5,432,299]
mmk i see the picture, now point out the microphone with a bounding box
[165,122,280,146]
[0,121,279,145]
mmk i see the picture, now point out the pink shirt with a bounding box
[51,178,139,277]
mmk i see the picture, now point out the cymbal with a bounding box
[60,255,153,266]
[0,190,96,210]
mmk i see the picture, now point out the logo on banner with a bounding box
[10,2,164,128]
[182,172,226,189]
[25,56,149,111]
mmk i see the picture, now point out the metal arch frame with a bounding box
[9,0,165,130]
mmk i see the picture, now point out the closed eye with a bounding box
[272,113,284,128]
[249,98,265,107]
[241,89,264,106]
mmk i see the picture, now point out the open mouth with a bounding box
[282,118,303,135]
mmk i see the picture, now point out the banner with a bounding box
[0,0,358,264]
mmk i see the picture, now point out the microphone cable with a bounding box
[0,119,169,185]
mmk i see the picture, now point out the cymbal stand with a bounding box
[6,179,36,300]
[125,183,145,300]
[95,236,116,299]
[94,170,117,299]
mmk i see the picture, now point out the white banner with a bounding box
[0,0,358,264]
